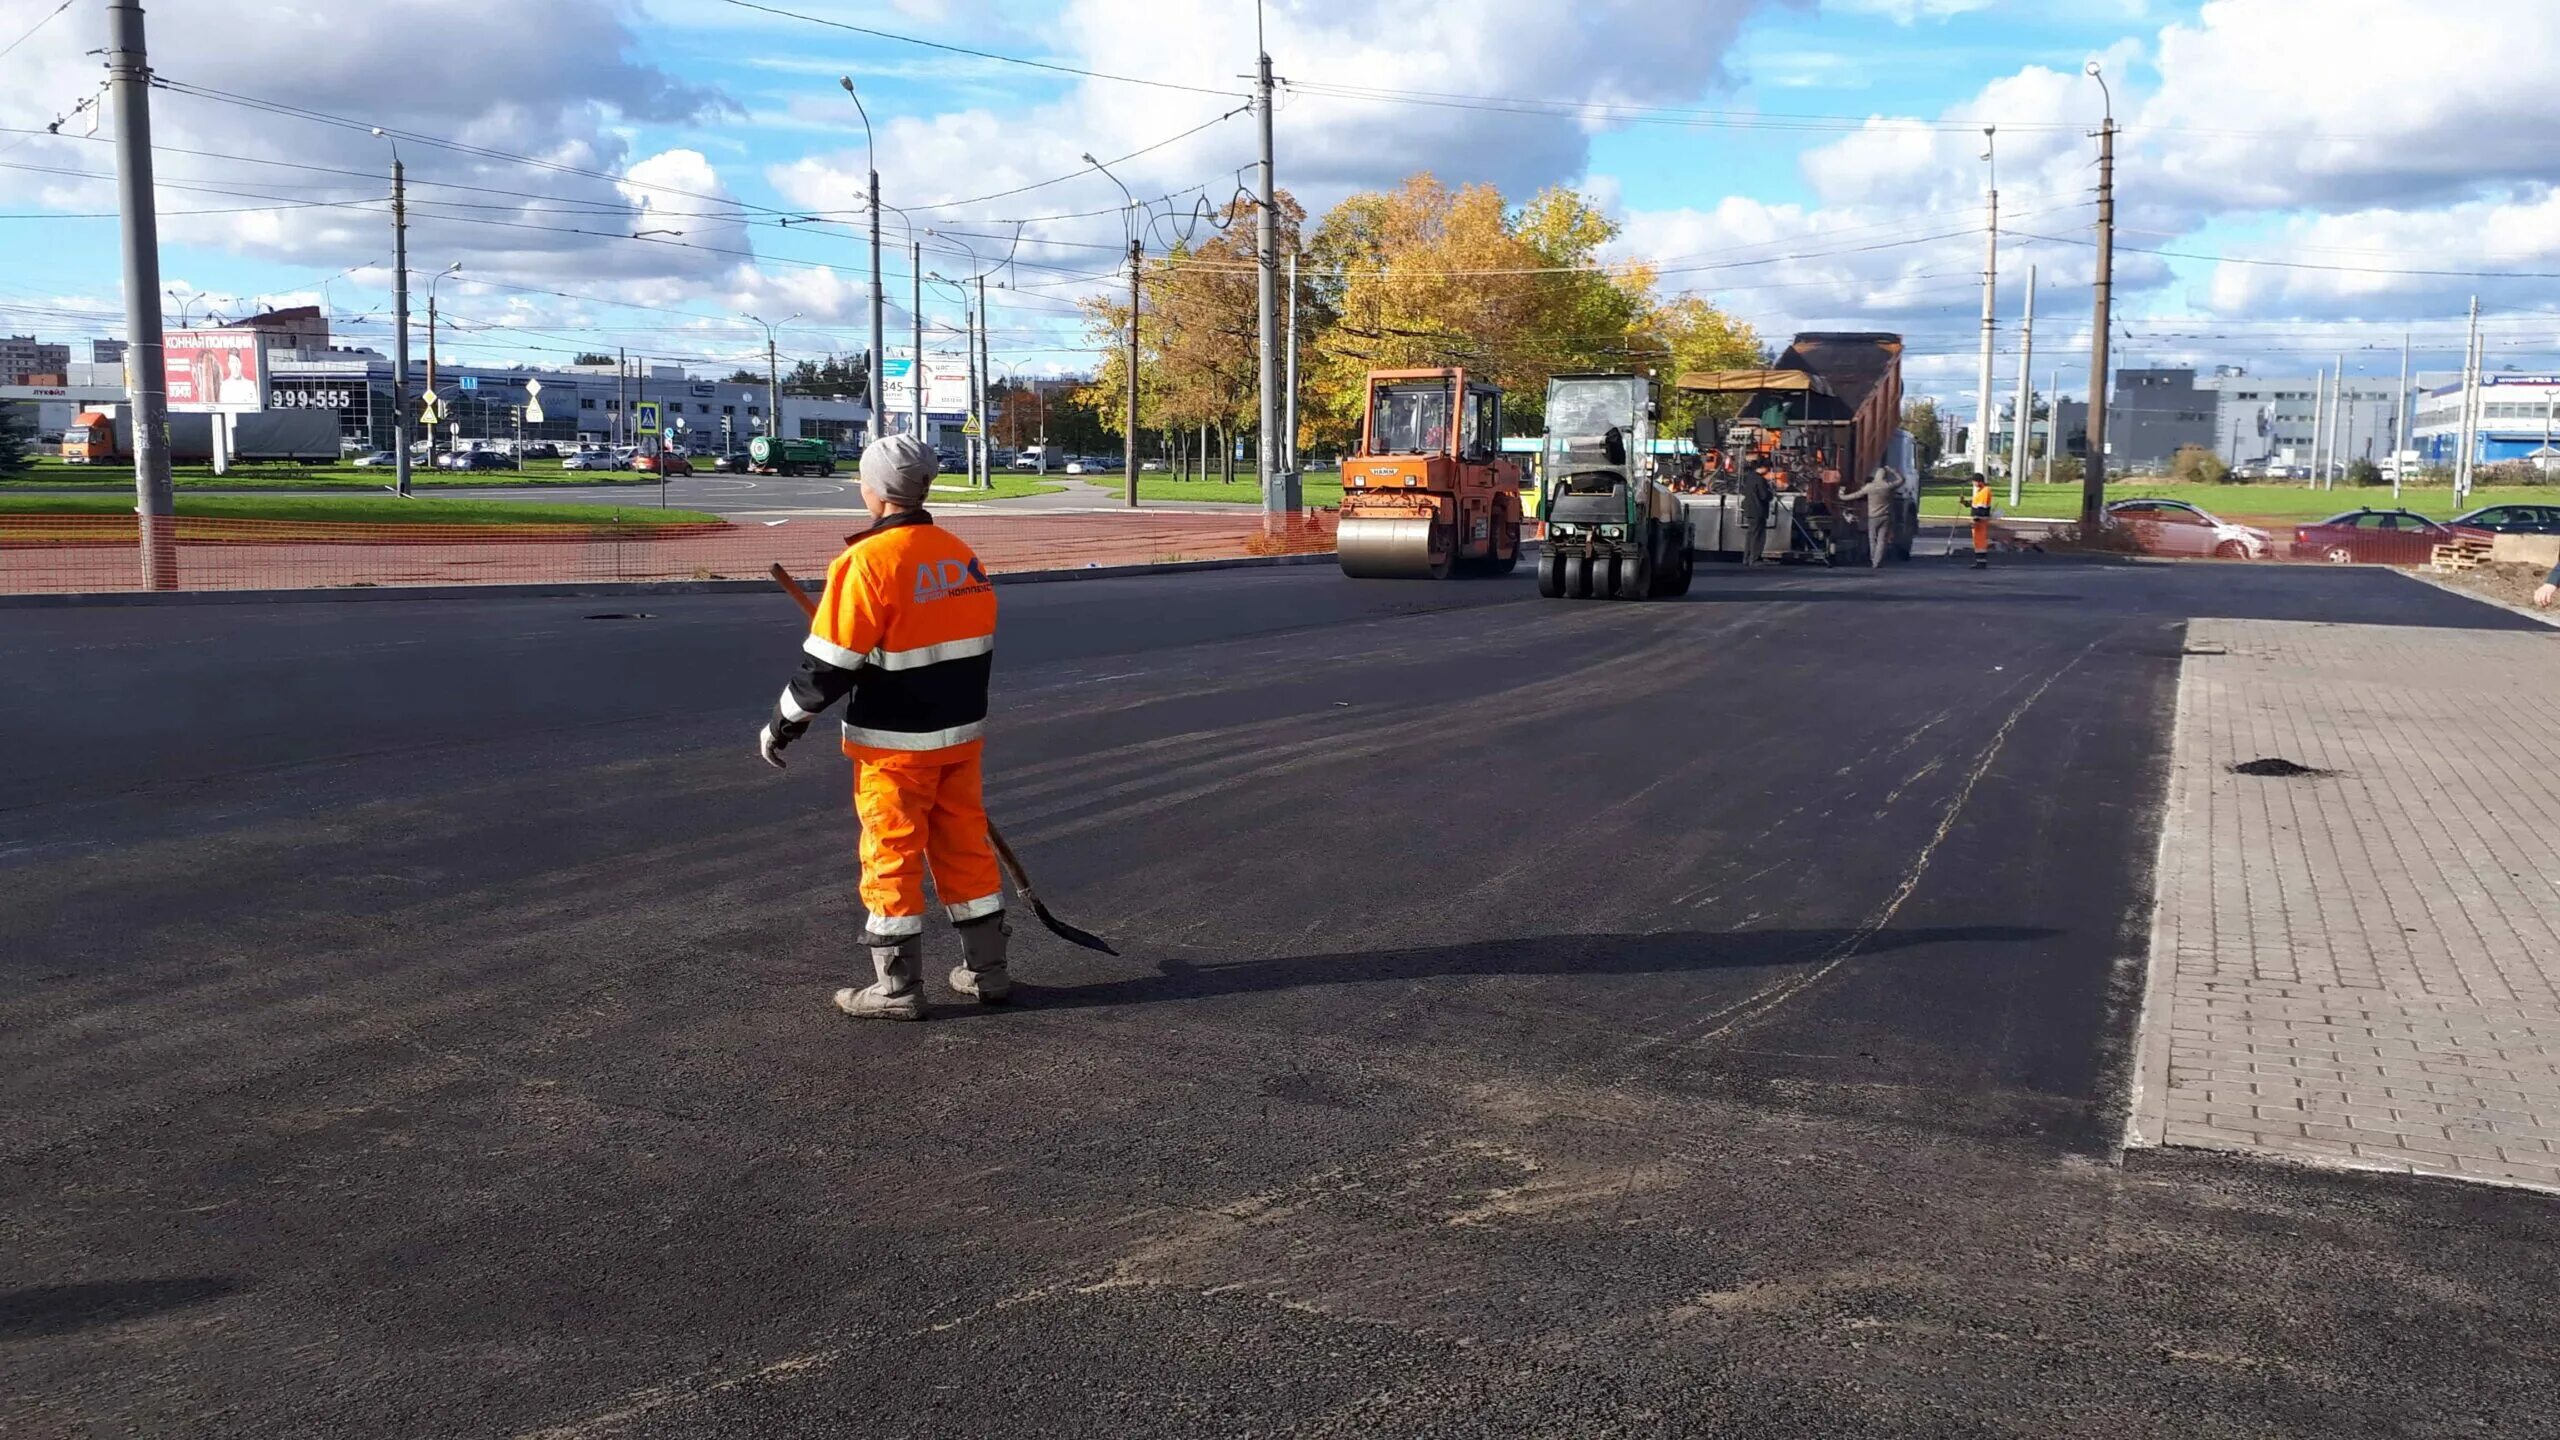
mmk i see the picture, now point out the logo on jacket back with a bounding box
[912,556,989,602]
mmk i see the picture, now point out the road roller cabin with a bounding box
[1336,367,1526,580]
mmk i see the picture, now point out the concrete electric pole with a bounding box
[1083,152,1141,507]
[2394,331,2410,500]
[910,238,924,440]
[2309,365,2326,488]
[1284,248,1300,475]
[2081,62,2116,528]
[1972,127,1998,479]
[1253,43,1293,512]
[838,79,886,452]
[106,0,176,588]
[2010,262,2035,507]
[373,129,411,499]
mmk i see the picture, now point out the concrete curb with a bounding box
[0,548,1343,609]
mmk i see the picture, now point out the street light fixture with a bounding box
[839,76,887,451]
[746,311,802,442]
[424,261,461,469]
[1083,152,1142,506]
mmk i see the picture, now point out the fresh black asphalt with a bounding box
[3,555,2554,1437]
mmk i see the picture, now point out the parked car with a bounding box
[521,443,561,461]
[634,450,693,476]
[1063,458,1094,475]
[2103,498,2272,559]
[706,450,748,473]
[2450,503,2560,536]
[432,449,509,472]
[2288,508,2489,566]
[349,450,397,468]
[560,449,613,472]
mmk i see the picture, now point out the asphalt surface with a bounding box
[5,555,2555,1438]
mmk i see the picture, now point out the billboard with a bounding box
[881,354,973,414]
[165,329,267,414]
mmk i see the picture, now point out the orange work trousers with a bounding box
[1971,516,1991,557]
[852,744,1004,938]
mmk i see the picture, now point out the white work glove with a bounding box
[758,722,795,769]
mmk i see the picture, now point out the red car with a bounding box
[634,450,694,477]
[2287,508,2487,566]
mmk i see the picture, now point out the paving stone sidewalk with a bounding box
[2130,615,2560,1190]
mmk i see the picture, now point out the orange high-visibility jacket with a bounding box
[770,512,998,756]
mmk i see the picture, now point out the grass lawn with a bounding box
[924,474,1067,503]
[0,494,725,526]
[1131,475,1348,507]
[1916,480,2560,522]
[8,458,654,490]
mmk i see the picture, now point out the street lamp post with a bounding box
[746,311,801,444]
[838,78,887,454]
[424,261,460,471]
[2082,60,2117,528]
[1084,153,1141,508]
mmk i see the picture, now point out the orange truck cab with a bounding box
[62,411,125,464]
[1337,368,1525,580]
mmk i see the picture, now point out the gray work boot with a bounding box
[836,933,927,1021]
[948,914,1013,1004]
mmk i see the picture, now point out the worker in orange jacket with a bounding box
[758,433,1005,1021]
[1969,472,1994,570]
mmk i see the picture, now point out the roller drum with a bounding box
[1337,517,1446,579]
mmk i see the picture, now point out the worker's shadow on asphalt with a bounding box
[1018,924,2058,1012]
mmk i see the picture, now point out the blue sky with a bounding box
[4,0,2556,406]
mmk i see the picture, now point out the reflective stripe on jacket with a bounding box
[771,510,998,757]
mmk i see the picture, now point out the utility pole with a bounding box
[2081,62,2116,529]
[976,273,991,486]
[2010,261,2035,507]
[616,346,627,449]
[1253,41,1292,512]
[1284,248,1300,475]
[909,238,923,440]
[425,291,439,471]
[2044,367,2060,485]
[2447,293,2467,504]
[2309,365,2327,488]
[1973,126,1998,478]
[379,136,411,500]
[2394,330,2410,500]
[1125,237,1140,506]
[2330,354,2347,488]
[766,335,779,438]
[107,0,175,588]
[838,79,886,457]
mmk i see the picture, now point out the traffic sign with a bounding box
[420,394,444,424]
[634,400,662,437]
[459,375,479,392]
[523,378,545,424]
[961,418,981,437]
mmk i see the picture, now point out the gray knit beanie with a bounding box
[860,433,937,504]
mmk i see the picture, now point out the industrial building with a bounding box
[1,334,71,385]
[2411,373,2560,469]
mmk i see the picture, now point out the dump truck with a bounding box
[748,434,838,477]
[1337,367,1525,579]
[1535,373,1692,600]
[1676,333,1913,566]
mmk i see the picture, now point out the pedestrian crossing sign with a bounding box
[635,401,662,437]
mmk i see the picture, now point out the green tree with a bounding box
[0,398,33,477]
[573,352,616,367]
[2347,457,2384,487]
[1902,399,1945,474]
[723,368,762,385]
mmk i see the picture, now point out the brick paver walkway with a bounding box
[2130,617,2560,1190]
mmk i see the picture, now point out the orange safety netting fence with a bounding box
[0,512,1341,595]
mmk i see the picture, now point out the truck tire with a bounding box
[1485,520,1520,575]
[1537,548,1564,597]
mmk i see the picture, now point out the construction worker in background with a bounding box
[1969,471,1994,570]
[1838,464,1900,569]
[1740,457,1776,566]
[758,433,1007,1022]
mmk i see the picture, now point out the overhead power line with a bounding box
[716,0,1248,99]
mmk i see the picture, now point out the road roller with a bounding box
[1337,367,1524,580]
[1535,373,1693,600]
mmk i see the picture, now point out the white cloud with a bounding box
[1827,0,1997,22]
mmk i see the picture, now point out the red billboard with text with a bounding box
[165,329,267,414]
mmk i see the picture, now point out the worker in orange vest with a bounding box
[1969,472,1994,570]
[759,433,1006,1021]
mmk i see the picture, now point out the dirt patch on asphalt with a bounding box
[2435,561,2554,613]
